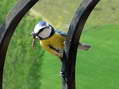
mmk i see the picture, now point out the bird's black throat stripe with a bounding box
[49,45,60,53]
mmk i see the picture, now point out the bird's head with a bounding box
[31,21,55,48]
[32,21,55,40]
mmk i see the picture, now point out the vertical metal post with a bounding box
[61,0,100,89]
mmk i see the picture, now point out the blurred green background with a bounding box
[1,0,119,89]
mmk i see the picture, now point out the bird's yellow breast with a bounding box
[40,33,65,50]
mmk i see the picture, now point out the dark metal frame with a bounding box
[0,0,100,89]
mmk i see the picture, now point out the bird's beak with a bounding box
[31,32,36,39]
[32,38,36,49]
[31,32,36,49]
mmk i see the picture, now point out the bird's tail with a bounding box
[78,43,91,51]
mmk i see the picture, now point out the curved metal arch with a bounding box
[62,0,100,89]
[0,0,39,88]
[0,0,100,89]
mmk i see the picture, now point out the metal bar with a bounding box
[62,0,100,89]
[0,0,39,88]
[0,0,100,89]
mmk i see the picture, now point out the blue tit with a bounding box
[32,21,91,57]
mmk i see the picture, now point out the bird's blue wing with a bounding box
[55,29,67,37]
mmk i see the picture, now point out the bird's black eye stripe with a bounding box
[32,25,55,40]
[32,27,49,40]
[36,28,45,35]
[36,26,51,35]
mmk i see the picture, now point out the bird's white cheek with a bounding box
[38,28,52,38]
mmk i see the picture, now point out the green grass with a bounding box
[4,22,119,89]
[76,24,119,89]
[32,0,119,30]
[1,0,119,89]
[40,24,119,89]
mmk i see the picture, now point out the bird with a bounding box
[32,21,91,58]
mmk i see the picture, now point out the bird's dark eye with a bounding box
[32,32,37,39]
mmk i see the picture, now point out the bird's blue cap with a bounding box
[33,21,49,34]
[37,21,48,27]
[38,21,47,27]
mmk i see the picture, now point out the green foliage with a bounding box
[0,0,48,89]
[3,15,44,89]
[0,1,44,89]
[0,0,17,23]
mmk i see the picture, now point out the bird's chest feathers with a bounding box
[40,34,65,48]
